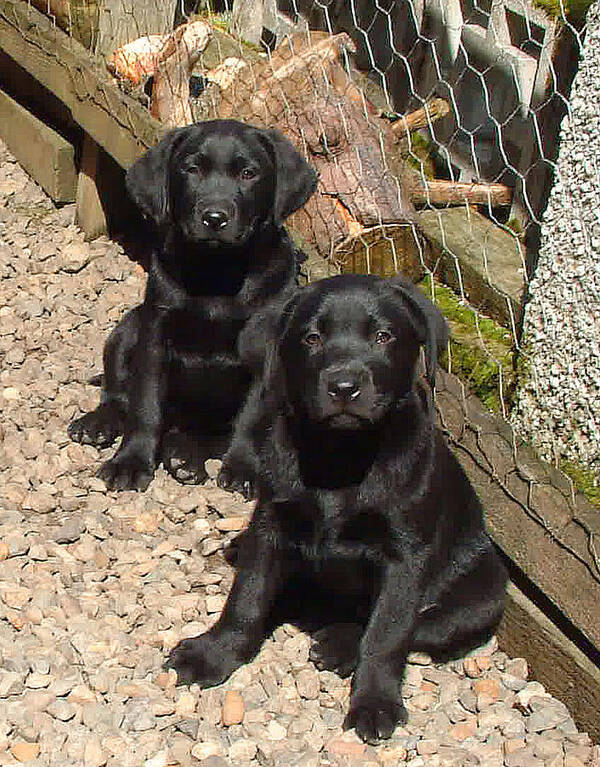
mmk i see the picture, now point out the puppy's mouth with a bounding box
[322,411,370,429]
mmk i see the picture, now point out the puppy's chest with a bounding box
[165,304,249,357]
[275,496,393,563]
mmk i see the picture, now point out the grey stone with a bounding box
[53,519,86,544]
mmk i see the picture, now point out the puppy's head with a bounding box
[267,274,448,429]
[126,120,317,247]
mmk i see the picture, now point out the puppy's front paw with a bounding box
[217,452,256,499]
[98,452,154,491]
[161,430,208,485]
[310,623,362,677]
[68,404,122,447]
[165,634,241,687]
[345,693,407,744]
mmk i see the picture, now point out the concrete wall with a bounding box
[512,0,600,478]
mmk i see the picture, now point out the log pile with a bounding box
[105,22,513,275]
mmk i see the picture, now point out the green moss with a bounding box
[419,276,515,413]
[505,217,523,236]
[560,460,600,510]
[421,276,512,345]
[533,0,593,22]
[194,9,232,32]
[403,132,436,180]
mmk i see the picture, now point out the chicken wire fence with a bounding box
[1,0,599,587]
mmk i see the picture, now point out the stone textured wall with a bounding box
[512,2,600,475]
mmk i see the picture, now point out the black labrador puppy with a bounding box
[166,274,508,744]
[68,119,317,491]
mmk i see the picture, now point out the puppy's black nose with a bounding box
[201,209,229,230]
[327,378,361,402]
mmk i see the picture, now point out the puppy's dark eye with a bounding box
[303,332,323,347]
[375,330,394,344]
[240,167,257,180]
[185,164,199,174]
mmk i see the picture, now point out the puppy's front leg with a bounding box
[166,510,283,686]
[346,557,426,744]
[217,380,265,498]
[98,308,167,491]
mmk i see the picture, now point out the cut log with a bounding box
[390,98,451,141]
[95,0,178,59]
[412,179,513,207]
[335,223,427,282]
[107,35,168,85]
[150,20,211,127]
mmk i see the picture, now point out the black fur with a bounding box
[68,120,317,490]
[166,274,508,744]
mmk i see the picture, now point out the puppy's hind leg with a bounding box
[412,549,507,662]
[68,307,141,447]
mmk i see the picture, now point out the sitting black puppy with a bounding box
[68,120,317,491]
[166,274,507,744]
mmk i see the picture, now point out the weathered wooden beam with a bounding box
[0,86,76,202]
[0,0,163,168]
[435,369,600,652]
[499,582,600,742]
[418,207,525,329]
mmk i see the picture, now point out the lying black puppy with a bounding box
[167,273,507,743]
[68,119,317,490]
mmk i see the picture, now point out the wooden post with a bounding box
[75,134,107,240]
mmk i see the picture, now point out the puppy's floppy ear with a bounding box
[125,127,189,227]
[388,275,449,389]
[251,291,302,414]
[258,128,318,224]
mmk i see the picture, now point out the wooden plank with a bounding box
[499,582,600,741]
[0,0,163,169]
[0,86,76,202]
[435,369,600,651]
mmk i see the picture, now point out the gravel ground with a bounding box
[512,0,600,477]
[1,138,599,767]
